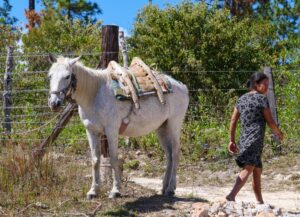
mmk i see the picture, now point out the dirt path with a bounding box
[131,177,300,212]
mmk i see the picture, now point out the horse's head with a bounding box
[48,55,81,111]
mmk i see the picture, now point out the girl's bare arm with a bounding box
[263,107,284,140]
[229,107,240,144]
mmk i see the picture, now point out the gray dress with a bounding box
[235,92,269,168]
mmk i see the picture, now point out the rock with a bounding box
[192,207,209,217]
[256,211,276,217]
[223,201,236,215]
[35,202,49,209]
[210,202,222,214]
[273,174,285,181]
[217,211,227,217]
[273,207,282,216]
[175,201,192,210]
[135,150,142,156]
[243,208,253,217]
[217,198,228,206]
[192,202,209,210]
[284,174,293,180]
[255,204,273,213]
[162,209,177,217]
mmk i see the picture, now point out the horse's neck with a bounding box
[72,63,107,108]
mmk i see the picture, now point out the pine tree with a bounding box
[41,0,102,23]
[0,0,17,25]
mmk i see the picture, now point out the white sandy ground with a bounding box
[131,177,300,212]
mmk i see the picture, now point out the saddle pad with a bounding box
[111,73,173,100]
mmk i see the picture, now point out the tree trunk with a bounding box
[29,0,35,10]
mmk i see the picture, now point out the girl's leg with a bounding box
[252,167,264,204]
[226,165,255,201]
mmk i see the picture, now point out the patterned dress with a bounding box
[235,92,269,168]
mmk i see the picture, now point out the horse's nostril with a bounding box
[57,101,62,107]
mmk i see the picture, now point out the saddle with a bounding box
[108,57,172,109]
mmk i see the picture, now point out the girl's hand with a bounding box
[228,141,238,154]
[275,129,284,141]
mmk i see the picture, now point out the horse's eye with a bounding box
[65,75,70,79]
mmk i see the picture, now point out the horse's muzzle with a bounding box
[48,97,63,112]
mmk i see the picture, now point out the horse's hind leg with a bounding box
[156,120,181,196]
[86,129,101,200]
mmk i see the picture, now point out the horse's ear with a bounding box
[48,54,57,63]
[69,56,82,66]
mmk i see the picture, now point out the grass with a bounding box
[0,139,299,216]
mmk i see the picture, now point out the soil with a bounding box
[1,149,299,216]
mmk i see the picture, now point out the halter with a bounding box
[50,73,77,103]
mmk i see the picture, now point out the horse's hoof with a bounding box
[108,192,121,199]
[164,191,175,197]
[87,194,97,200]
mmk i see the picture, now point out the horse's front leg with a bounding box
[106,129,121,198]
[86,129,101,200]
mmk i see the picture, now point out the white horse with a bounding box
[48,56,189,199]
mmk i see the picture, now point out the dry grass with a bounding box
[0,142,299,216]
[0,143,177,216]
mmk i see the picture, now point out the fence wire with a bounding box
[0,52,299,158]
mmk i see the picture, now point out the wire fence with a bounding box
[0,52,299,158]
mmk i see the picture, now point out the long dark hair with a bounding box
[247,72,268,89]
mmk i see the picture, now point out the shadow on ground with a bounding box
[125,194,207,213]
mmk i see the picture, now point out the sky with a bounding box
[9,0,185,35]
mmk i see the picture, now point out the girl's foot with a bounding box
[225,195,235,202]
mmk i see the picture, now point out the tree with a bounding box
[213,0,300,66]
[129,2,277,90]
[22,7,102,70]
[25,0,41,30]
[29,0,35,10]
[41,0,102,23]
[254,0,300,66]
[0,0,19,54]
[0,0,17,25]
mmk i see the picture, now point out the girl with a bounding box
[226,72,283,204]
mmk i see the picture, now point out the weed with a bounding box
[124,160,140,170]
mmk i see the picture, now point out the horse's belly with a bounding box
[121,112,167,137]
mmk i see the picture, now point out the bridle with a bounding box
[49,73,77,103]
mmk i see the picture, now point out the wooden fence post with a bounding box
[97,25,119,69]
[264,67,281,152]
[2,46,14,135]
[97,25,119,183]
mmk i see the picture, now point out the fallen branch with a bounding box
[47,199,72,212]
[89,201,102,217]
